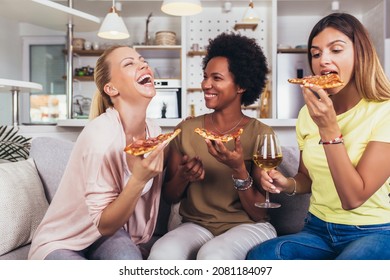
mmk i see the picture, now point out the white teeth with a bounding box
[137,74,151,83]
[323,71,336,75]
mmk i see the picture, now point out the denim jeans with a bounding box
[246,213,390,260]
[45,229,143,260]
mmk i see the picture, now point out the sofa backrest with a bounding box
[29,137,74,203]
[29,137,310,237]
[29,136,170,236]
[268,146,310,235]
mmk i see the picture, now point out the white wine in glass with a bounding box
[253,132,283,208]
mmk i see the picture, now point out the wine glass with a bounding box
[253,132,283,208]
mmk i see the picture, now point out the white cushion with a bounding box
[168,202,182,231]
[0,158,49,256]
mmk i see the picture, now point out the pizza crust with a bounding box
[124,128,181,156]
[288,73,344,89]
[194,128,243,143]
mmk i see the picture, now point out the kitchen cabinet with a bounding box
[61,49,102,118]
[63,49,103,82]
[134,46,183,124]
[59,45,185,124]
[134,45,182,80]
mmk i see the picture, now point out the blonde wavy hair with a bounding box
[89,45,127,119]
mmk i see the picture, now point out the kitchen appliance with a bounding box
[276,52,311,119]
[147,79,181,119]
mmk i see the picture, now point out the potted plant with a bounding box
[0,125,31,162]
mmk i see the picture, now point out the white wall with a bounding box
[363,1,385,65]
[277,15,322,48]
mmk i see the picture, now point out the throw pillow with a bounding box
[0,158,49,256]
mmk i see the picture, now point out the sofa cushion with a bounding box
[29,137,74,203]
[0,158,49,256]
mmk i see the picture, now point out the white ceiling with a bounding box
[0,0,383,32]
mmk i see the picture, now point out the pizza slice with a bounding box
[288,73,344,89]
[194,128,243,143]
[124,128,181,156]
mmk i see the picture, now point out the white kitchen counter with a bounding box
[56,118,296,128]
[19,118,297,146]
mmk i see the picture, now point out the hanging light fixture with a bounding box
[98,0,129,40]
[242,0,260,23]
[161,0,202,16]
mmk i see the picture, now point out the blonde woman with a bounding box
[29,46,167,260]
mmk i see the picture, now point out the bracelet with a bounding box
[285,177,297,196]
[319,134,344,145]
[232,172,253,191]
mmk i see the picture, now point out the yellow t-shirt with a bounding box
[297,99,390,225]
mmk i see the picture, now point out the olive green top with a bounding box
[172,115,273,236]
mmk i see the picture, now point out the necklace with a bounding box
[210,113,244,135]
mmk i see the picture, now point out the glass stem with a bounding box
[265,191,270,203]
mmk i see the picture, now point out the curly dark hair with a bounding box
[202,32,269,106]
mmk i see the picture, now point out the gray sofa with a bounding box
[0,137,310,260]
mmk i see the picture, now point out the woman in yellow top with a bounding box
[247,13,390,260]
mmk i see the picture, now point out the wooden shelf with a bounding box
[187,88,202,93]
[277,48,308,53]
[242,105,259,110]
[73,76,94,81]
[62,75,94,81]
[234,23,258,31]
[63,49,104,56]
[134,45,181,59]
[187,50,207,57]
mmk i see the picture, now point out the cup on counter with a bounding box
[191,43,199,51]
[84,41,92,50]
[92,42,99,50]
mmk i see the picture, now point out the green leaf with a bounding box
[0,126,31,162]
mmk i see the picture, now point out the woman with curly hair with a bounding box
[148,32,277,260]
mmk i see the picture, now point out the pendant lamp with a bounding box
[161,0,202,16]
[98,0,129,40]
[242,0,260,23]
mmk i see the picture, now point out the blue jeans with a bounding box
[246,213,390,260]
[45,229,143,260]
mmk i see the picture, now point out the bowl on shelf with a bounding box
[72,38,85,50]
[155,31,176,46]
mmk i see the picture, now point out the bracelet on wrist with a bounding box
[232,172,253,191]
[285,177,297,196]
[319,134,343,145]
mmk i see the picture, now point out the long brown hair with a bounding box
[89,45,126,119]
[307,13,390,101]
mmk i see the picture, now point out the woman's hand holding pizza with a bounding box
[204,136,244,171]
[301,84,340,137]
[127,140,166,185]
